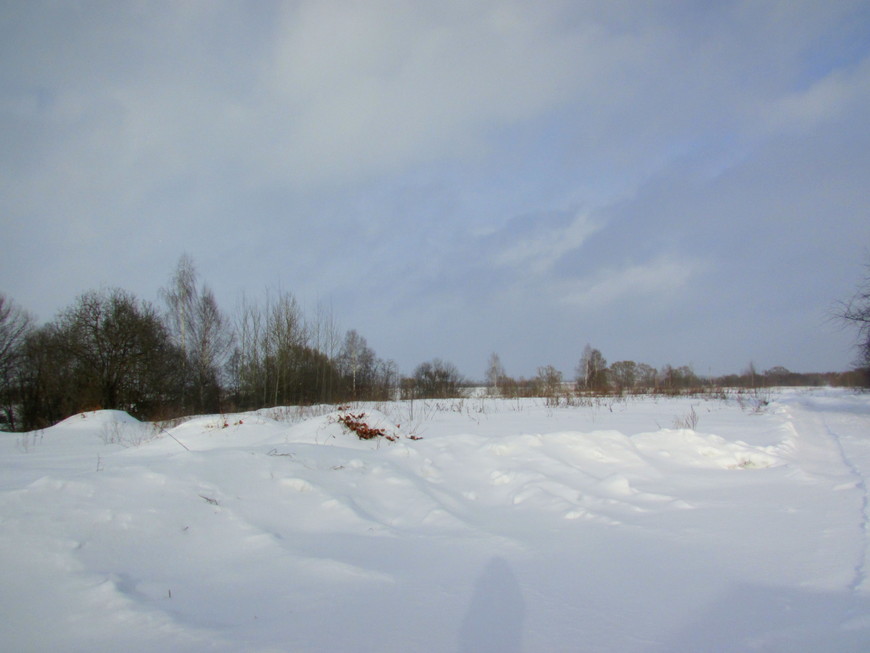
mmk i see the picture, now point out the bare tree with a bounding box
[743,361,758,389]
[576,344,608,392]
[16,324,73,429]
[0,294,34,429]
[160,255,233,412]
[310,301,342,403]
[161,254,197,362]
[838,261,870,383]
[228,293,265,408]
[53,288,178,416]
[609,360,637,392]
[485,352,506,396]
[635,363,657,390]
[229,292,347,408]
[264,290,307,406]
[536,365,563,401]
[189,287,233,411]
[660,364,700,392]
[375,358,399,401]
[337,329,373,400]
[412,359,464,399]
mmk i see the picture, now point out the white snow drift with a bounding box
[2,389,869,652]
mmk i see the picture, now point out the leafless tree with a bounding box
[609,360,637,392]
[310,301,342,403]
[53,288,179,416]
[635,363,657,390]
[536,365,563,401]
[228,293,265,407]
[189,287,233,410]
[337,329,374,400]
[838,261,870,382]
[660,364,700,392]
[263,290,307,406]
[576,344,608,392]
[0,294,34,429]
[161,254,197,362]
[160,255,233,412]
[229,291,350,408]
[412,359,464,399]
[485,352,506,396]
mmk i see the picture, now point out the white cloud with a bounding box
[253,0,617,188]
[556,256,698,310]
[491,212,599,275]
[762,56,870,134]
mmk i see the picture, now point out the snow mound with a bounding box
[54,409,142,429]
[634,429,782,469]
[47,409,158,447]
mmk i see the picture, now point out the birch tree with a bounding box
[576,344,608,392]
[160,255,232,412]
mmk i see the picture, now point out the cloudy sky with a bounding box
[3,1,870,379]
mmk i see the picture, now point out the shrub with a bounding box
[335,406,397,442]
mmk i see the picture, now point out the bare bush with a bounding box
[673,405,699,430]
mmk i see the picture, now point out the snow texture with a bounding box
[2,389,870,652]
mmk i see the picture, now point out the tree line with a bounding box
[483,348,863,402]
[0,256,464,431]
[2,253,868,430]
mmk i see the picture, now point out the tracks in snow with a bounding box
[822,416,870,594]
[786,399,870,595]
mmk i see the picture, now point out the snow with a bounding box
[2,388,870,652]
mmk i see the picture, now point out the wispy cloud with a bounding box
[556,256,699,310]
[489,212,600,275]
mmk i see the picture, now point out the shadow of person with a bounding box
[458,556,525,652]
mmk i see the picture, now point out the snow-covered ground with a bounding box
[2,388,869,652]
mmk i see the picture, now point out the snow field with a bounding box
[1,389,869,651]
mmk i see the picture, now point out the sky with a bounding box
[2,1,870,380]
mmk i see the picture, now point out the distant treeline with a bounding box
[0,256,865,431]
[482,349,865,400]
